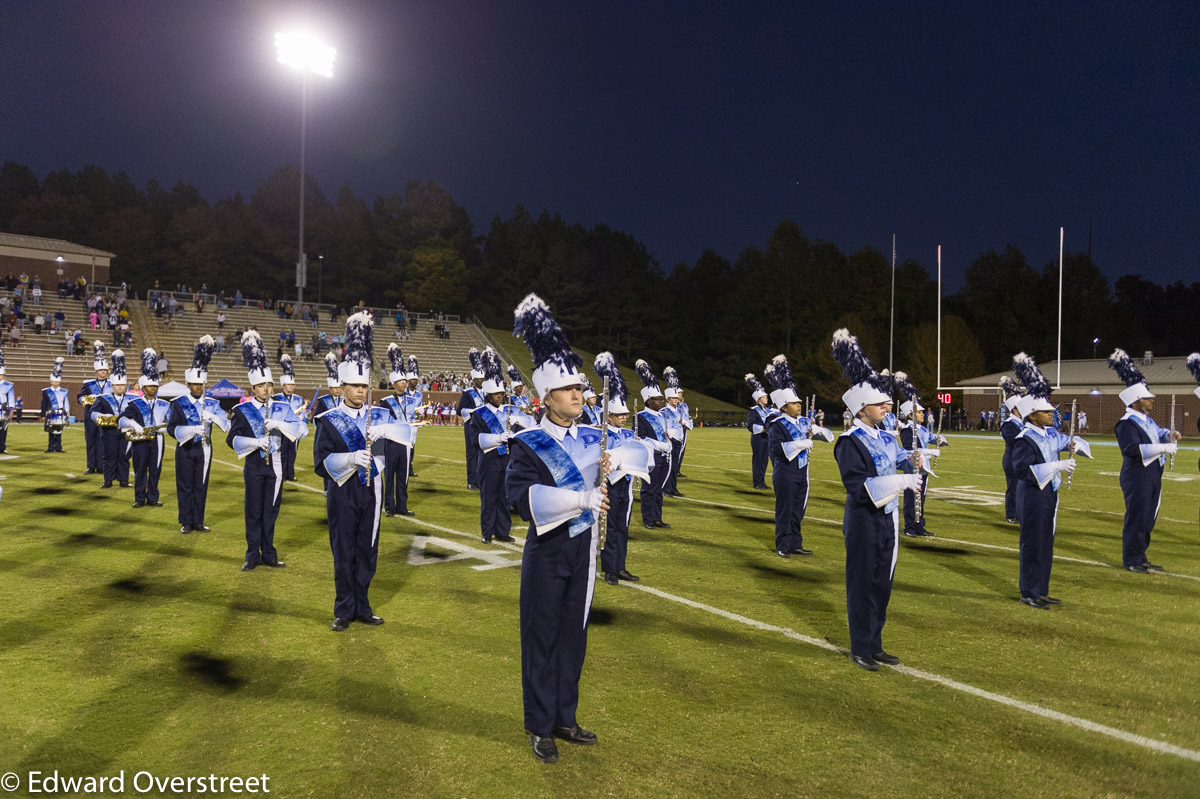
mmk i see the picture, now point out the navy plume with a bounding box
[406,354,419,377]
[998,376,1023,398]
[0,346,4,371]
[594,352,628,403]
[280,353,295,379]
[140,348,157,381]
[579,373,594,393]
[241,330,267,372]
[481,346,503,383]
[324,351,339,381]
[1107,348,1145,388]
[467,347,482,372]
[832,328,877,387]
[894,371,920,405]
[663,366,680,389]
[513,294,582,373]
[111,349,126,380]
[52,356,65,379]
[1188,353,1200,385]
[344,311,374,366]
[1012,352,1051,400]
[387,343,404,374]
[634,359,659,389]
[93,340,106,361]
[507,364,521,384]
[877,369,894,396]
[191,335,214,371]
[745,373,764,395]
[766,354,795,391]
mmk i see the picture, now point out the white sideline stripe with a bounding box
[623,583,1200,763]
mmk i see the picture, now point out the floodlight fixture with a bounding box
[275,32,336,78]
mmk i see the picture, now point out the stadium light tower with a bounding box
[275,31,335,309]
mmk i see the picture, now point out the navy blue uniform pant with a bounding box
[666,439,683,492]
[243,460,283,565]
[844,510,898,658]
[773,462,809,551]
[751,435,769,487]
[464,426,480,486]
[130,439,163,504]
[479,451,512,541]
[1017,481,1058,598]
[1119,468,1161,567]
[84,416,102,468]
[46,428,63,451]
[601,478,632,574]
[902,475,929,535]
[520,524,594,735]
[329,477,381,618]
[383,440,411,514]
[280,435,297,481]
[100,430,129,484]
[1002,451,1018,520]
[175,443,212,525]
[640,452,670,525]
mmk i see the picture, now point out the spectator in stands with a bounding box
[0,296,8,316]
[234,289,243,307]
[287,330,296,348]
[31,284,41,305]
[73,329,83,354]
[329,305,338,322]
[195,292,204,313]
[157,354,169,380]
[119,321,131,346]
[217,311,226,329]
[65,330,75,355]
[168,295,178,316]
[90,308,99,328]
[9,325,19,347]
[215,333,226,354]
[33,312,44,334]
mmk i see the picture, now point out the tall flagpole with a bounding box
[889,234,896,373]
[936,245,942,389]
[1056,226,1064,389]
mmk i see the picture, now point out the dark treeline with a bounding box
[2,161,1196,405]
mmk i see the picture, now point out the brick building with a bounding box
[0,232,113,288]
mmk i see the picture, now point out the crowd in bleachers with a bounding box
[2,274,132,353]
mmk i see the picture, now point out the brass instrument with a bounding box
[80,394,100,406]
[126,423,167,442]
[96,414,120,428]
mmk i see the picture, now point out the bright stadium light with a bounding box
[274,32,336,78]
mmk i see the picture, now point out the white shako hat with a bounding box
[1108,348,1155,407]
[764,354,801,408]
[184,335,214,384]
[595,351,630,414]
[279,353,296,386]
[92,340,109,371]
[480,347,506,395]
[387,343,407,384]
[138,348,159,388]
[1012,352,1054,418]
[337,312,374,386]
[894,371,923,417]
[405,354,419,382]
[635,359,662,402]
[1188,353,1200,401]
[323,351,340,388]
[50,356,65,383]
[110,349,128,385]
[467,347,485,380]
[242,329,272,386]
[512,293,584,398]
[745,373,767,402]
[999,376,1024,412]
[831,329,891,413]
[507,364,523,388]
[663,365,682,399]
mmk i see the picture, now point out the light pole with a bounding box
[1093,337,1099,359]
[318,254,324,306]
[275,31,335,310]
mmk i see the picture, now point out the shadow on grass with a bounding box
[30,486,68,495]
[904,544,971,556]
[181,651,245,691]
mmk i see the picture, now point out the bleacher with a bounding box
[0,288,134,382]
[148,301,492,387]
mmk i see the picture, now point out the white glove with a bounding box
[655,439,672,453]
[576,487,605,513]
[1057,458,1077,474]
[904,474,925,492]
[258,436,272,451]
[1153,442,1179,455]
[201,411,216,423]
[263,418,281,431]
[502,430,516,442]
[351,450,373,468]
[127,421,144,434]
[937,435,949,446]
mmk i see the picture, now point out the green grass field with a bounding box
[1,422,1199,798]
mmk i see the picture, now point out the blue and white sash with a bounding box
[1127,413,1166,467]
[477,405,508,455]
[520,429,594,537]
[239,402,271,459]
[325,409,380,484]
[777,414,811,467]
[639,410,667,442]
[852,427,900,513]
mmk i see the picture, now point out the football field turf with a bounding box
[1,423,1198,798]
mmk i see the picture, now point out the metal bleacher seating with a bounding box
[0,287,133,382]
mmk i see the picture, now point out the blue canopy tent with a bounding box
[205,378,244,411]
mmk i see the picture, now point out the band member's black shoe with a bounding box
[530,734,558,764]
[777,550,791,559]
[850,655,879,672]
[398,510,415,517]
[495,534,515,542]
[331,617,351,632]
[872,651,901,665]
[192,524,210,532]
[149,501,163,507]
[553,725,597,745]
[101,482,113,489]
[179,525,191,534]
[616,570,639,581]
[1124,563,1149,574]
[132,501,145,508]
[1142,562,1164,572]
[261,560,286,568]
[385,511,395,517]
[241,561,258,572]
[355,615,384,626]
[603,572,619,586]
[1019,595,1050,609]
[790,547,813,556]
[653,521,671,529]
[1039,595,1062,605]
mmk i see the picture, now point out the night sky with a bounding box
[4,1,1197,288]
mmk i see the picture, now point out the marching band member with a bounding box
[381,343,416,518]
[272,354,309,482]
[677,385,693,478]
[467,347,534,543]
[745,373,773,490]
[999,377,1025,524]
[509,365,531,412]
[1012,353,1092,607]
[635,359,674,530]
[314,312,410,631]
[41,357,69,453]
[457,347,486,490]
[878,370,899,433]
[895,371,941,539]
[78,341,111,472]
[167,336,230,534]
[765,355,834,558]
[227,330,304,572]
[312,352,343,416]
[507,294,643,764]
[406,355,423,477]
[1109,349,1178,573]
[1190,354,1200,538]
[0,348,13,454]
[121,348,171,508]
[594,352,655,585]
[832,330,927,671]
[91,349,131,488]
[662,367,686,497]
[580,376,603,426]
